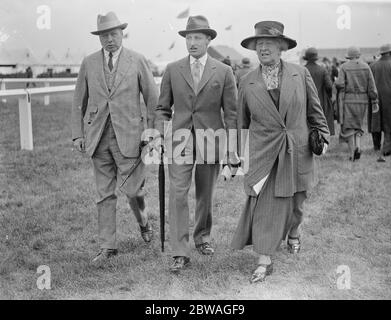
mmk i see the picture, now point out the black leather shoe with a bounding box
[169,256,190,273]
[196,242,214,256]
[250,262,273,283]
[140,222,153,243]
[91,248,118,263]
[353,147,361,161]
[287,235,301,254]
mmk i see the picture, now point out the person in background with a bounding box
[335,46,379,161]
[321,57,331,74]
[235,57,252,87]
[231,20,329,283]
[71,12,158,263]
[331,57,339,83]
[370,43,391,162]
[304,48,335,136]
[25,66,36,88]
[222,56,232,67]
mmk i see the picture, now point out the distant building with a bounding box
[0,48,39,74]
[0,47,16,74]
[0,47,82,76]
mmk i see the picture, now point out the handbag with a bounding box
[309,129,325,156]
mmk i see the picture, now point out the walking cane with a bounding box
[158,148,165,252]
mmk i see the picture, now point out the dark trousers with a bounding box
[372,132,382,151]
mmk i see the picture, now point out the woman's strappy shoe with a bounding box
[250,262,273,283]
[287,235,301,254]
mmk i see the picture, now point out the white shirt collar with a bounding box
[190,53,208,66]
[103,46,122,60]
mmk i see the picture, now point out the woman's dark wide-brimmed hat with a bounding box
[241,20,297,50]
[178,15,217,40]
[303,47,319,61]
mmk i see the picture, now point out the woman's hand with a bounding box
[322,142,328,155]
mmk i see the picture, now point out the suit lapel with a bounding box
[196,56,215,95]
[279,61,297,122]
[96,50,110,96]
[109,48,132,97]
[249,68,282,125]
[178,56,195,92]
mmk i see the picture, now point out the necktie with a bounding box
[192,60,201,93]
[108,52,113,71]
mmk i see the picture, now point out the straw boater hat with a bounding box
[91,12,128,35]
[241,20,297,50]
[380,43,391,55]
[303,47,319,61]
[178,15,217,40]
[345,46,361,59]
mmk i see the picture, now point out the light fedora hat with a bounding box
[178,15,217,40]
[380,43,391,55]
[91,12,128,35]
[241,20,297,50]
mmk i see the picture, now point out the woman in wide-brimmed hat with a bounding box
[231,21,330,283]
[335,46,379,161]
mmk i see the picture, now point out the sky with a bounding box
[1,0,391,62]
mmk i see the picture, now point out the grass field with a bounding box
[0,92,390,300]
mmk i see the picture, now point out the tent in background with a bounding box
[207,45,243,67]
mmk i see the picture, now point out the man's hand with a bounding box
[141,134,165,165]
[372,103,380,114]
[73,138,85,153]
[227,151,241,167]
[147,134,164,155]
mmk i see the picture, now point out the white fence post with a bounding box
[1,81,6,103]
[44,82,50,106]
[18,93,34,150]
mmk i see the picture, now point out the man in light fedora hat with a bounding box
[154,15,239,273]
[370,43,391,162]
[71,11,159,263]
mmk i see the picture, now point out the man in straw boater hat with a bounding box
[335,46,379,161]
[230,21,329,282]
[154,15,239,273]
[370,43,391,162]
[71,12,158,263]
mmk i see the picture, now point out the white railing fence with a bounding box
[0,78,77,105]
[0,77,162,151]
[0,84,75,150]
